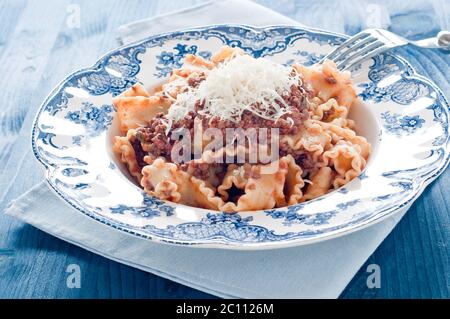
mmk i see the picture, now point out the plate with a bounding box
[32,25,450,249]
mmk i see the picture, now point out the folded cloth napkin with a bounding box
[7,182,408,298]
[117,0,303,44]
[5,0,409,298]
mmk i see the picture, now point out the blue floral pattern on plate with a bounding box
[31,25,450,249]
[154,44,212,78]
[358,54,430,105]
[381,112,425,136]
[65,102,114,136]
[110,194,174,218]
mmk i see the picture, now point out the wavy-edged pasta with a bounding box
[303,167,334,201]
[113,129,142,182]
[141,158,224,210]
[294,59,357,108]
[112,46,370,212]
[323,141,367,188]
[113,84,170,134]
[218,159,288,212]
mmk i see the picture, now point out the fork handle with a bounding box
[437,31,450,49]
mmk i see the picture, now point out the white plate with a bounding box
[32,25,450,249]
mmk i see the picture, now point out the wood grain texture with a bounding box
[0,0,448,299]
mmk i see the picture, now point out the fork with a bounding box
[321,28,450,71]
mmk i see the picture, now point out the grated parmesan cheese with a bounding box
[166,55,301,124]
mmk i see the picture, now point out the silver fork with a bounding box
[321,28,450,71]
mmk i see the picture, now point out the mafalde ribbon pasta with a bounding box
[112,46,370,212]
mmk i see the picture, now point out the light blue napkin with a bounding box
[7,181,408,298]
[3,0,409,298]
[116,0,304,44]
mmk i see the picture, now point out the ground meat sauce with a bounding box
[322,109,334,122]
[134,81,311,179]
[180,162,227,181]
[187,73,206,88]
[130,137,148,169]
[134,113,172,159]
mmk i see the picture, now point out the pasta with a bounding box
[112,46,370,212]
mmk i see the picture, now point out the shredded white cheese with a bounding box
[166,55,301,123]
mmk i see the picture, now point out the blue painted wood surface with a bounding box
[0,0,449,298]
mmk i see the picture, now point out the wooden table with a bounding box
[0,0,449,298]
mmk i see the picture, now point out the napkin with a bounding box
[4,0,408,298]
[116,0,302,45]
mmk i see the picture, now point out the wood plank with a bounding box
[342,176,450,298]
[0,0,71,176]
[0,0,28,60]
